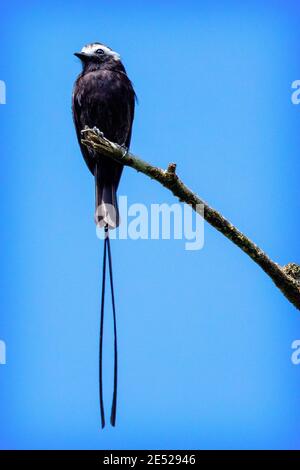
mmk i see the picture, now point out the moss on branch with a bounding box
[81,127,300,311]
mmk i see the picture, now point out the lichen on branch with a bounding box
[81,127,300,311]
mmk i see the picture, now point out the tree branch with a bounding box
[81,127,300,311]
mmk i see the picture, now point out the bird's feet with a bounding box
[81,127,127,159]
[81,126,104,138]
[120,143,128,158]
[92,127,104,138]
[81,127,107,158]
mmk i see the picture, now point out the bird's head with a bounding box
[74,43,121,69]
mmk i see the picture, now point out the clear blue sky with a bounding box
[1,0,300,449]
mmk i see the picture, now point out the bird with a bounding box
[72,42,136,428]
[72,42,135,228]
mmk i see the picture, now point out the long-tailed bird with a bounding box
[72,42,136,428]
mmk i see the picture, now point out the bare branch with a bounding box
[81,127,300,311]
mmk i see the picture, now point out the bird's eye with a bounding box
[95,49,105,55]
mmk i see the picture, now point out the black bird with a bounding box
[72,42,135,228]
[72,42,136,427]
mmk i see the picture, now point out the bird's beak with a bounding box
[74,52,88,60]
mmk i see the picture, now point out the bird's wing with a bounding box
[72,73,96,174]
[72,70,135,177]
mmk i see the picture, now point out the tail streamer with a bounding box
[99,227,107,428]
[107,233,118,426]
[99,226,118,428]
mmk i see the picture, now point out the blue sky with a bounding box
[1,0,300,449]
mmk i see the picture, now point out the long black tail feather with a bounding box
[99,228,107,428]
[107,234,118,426]
[99,226,118,428]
